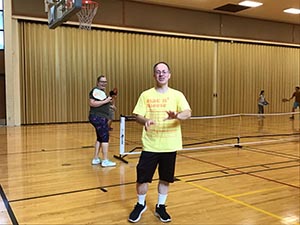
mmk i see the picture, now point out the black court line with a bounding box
[0,185,19,225]
[0,144,122,156]
[180,154,300,189]
[8,159,299,204]
[9,180,137,203]
[184,164,299,183]
[9,175,169,203]
[175,159,299,178]
[0,147,87,156]
[242,145,300,159]
[176,158,299,178]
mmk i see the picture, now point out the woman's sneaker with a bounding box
[155,204,171,223]
[128,202,147,223]
[91,157,101,165]
[101,159,116,167]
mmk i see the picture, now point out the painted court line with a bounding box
[0,185,18,225]
[178,178,299,225]
[181,154,300,189]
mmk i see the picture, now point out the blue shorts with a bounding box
[89,114,109,143]
[293,102,299,109]
[136,151,177,183]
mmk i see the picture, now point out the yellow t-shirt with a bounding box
[133,87,191,152]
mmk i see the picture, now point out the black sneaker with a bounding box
[290,116,295,120]
[155,204,171,223]
[128,202,147,223]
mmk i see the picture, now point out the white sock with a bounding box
[137,194,146,205]
[157,193,167,206]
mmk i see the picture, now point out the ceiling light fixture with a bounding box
[238,1,263,7]
[283,8,300,14]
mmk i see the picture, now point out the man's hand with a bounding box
[164,109,191,120]
[145,119,155,131]
[164,111,177,120]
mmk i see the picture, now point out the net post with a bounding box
[234,114,243,148]
[119,115,125,155]
[113,115,129,163]
[234,136,243,148]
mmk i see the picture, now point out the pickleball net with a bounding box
[114,112,300,163]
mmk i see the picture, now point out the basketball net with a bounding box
[76,0,99,30]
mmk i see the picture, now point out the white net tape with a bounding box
[117,112,300,156]
[76,1,98,30]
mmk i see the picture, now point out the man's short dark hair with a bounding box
[153,62,170,73]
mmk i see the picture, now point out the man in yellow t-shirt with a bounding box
[128,62,191,223]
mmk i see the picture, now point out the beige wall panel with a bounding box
[12,0,125,25]
[19,22,299,124]
[12,0,46,18]
[221,15,296,44]
[91,0,125,26]
[124,1,220,36]
[166,38,215,116]
[19,22,217,124]
[217,42,300,115]
[294,26,300,43]
[13,0,300,44]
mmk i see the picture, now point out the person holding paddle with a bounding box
[258,90,269,115]
[88,75,116,167]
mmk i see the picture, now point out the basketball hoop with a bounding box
[76,0,99,30]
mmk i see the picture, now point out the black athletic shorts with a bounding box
[136,151,177,183]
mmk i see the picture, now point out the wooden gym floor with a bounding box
[0,117,299,225]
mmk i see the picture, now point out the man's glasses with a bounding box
[155,70,169,75]
[99,81,107,84]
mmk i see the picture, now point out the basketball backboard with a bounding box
[46,0,82,29]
